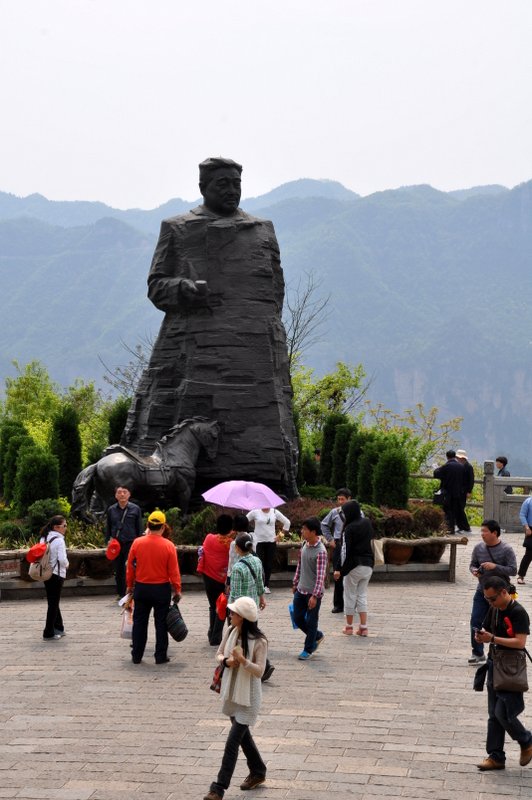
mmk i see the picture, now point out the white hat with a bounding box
[227,596,258,622]
[456,449,468,459]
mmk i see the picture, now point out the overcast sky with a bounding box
[2,0,531,209]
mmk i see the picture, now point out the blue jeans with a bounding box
[292,590,322,654]
[486,660,532,762]
[470,587,489,656]
[210,717,266,796]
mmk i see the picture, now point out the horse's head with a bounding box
[189,419,220,460]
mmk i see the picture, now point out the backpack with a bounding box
[28,534,59,581]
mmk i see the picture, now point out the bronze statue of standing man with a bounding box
[122,157,298,499]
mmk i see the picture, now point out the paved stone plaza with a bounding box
[2,528,532,799]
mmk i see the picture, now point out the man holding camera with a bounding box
[469,519,516,666]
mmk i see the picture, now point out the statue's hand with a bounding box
[180,279,199,299]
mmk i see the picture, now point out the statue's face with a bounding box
[201,167,242,215]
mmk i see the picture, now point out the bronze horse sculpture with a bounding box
[71,417,219,522]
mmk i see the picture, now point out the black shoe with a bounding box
[155,657,170,664]
[132,657,142,664]
[261,664,275,682]
[331,607,344,614]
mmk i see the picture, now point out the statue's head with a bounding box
[199,157,242,216]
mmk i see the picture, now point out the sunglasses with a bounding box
[484,593,501,603]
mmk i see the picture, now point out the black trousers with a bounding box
[443,496,463,534]
[519,549,532,578]
[331,541,344,610]
[43,573,64,638]
[210,717,266,796]
[203,574,226,645]
[455,494,471,532]
[114,540,133,597]
[256,541,276,587]
[132,582,171,663]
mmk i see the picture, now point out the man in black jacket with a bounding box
[433,450,465,535]
[456,449,475,533]
[106,485,143,597]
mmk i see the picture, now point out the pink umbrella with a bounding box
[202,480,285,511]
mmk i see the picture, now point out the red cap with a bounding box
[106,538,121,561]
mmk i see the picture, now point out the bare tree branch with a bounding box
[98,333,154,397]
[283,271,331,370]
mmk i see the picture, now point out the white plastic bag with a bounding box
[120,607,133,639]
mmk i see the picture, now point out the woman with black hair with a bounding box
[197,514,235,645]
[333,500,374,637]
[204,596,268,800]
[39,515,69,640]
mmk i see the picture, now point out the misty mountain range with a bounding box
[0,177,531,471]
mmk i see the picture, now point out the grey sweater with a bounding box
[469,539,517,586]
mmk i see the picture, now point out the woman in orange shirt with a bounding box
[126,510,181,664]
[197,514,234,646]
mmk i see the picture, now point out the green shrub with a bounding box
[3,434,35,503]
[298,484,335,500]
[331,423,355,489]
[177,505,218,545]
[345,428,368,497]
[356,437,381,504]
[0,419,27,493]
[360,503,385,536]
[64,517,105,548]
[373,447,409,509]
[300,449,319,486]
[25,497,70,535]
[0,520,29,547]
[50,404,82,497]
[320,412,348,485]
[108,397,131,444]
[13,447,59,516]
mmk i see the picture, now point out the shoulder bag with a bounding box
[491,607,532,692]
[492,647,531,692]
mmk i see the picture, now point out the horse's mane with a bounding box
[161,417,209,441]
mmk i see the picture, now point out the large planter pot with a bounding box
[412,541,446,564]
[384,542,414,565]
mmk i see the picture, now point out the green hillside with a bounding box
[0,179,531,468]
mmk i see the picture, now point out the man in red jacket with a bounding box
[126,511,181,664]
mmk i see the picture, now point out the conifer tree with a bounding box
[50,404,82,497]
[320,412,348,485]
[14,447,59,516]
[373,446,409,509]
[0,420,27,493]
[331,423,355,489]
[108,397,131,445]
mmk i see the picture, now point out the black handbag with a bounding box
[492,647,531,692]
[166,601,188,642]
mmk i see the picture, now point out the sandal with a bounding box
[518,577,525,585]
[342,626,354,636]
[356,626,368,637]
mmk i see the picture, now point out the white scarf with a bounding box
[220,627,256,707]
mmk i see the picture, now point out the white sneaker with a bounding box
[468,654,486,665]
[264,587,271,594]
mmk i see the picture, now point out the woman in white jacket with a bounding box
[40,515,69,640]
[204,596,268,800]
[246,507,290,593]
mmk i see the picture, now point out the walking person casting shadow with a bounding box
[204,597,268,800]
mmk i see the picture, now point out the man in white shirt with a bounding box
[246,507,290,593]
